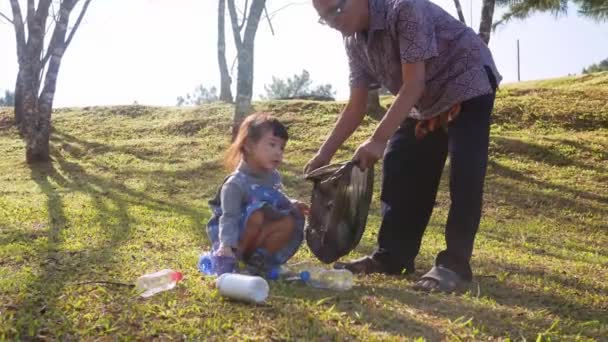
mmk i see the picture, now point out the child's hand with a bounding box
[216,244,235,258]
[293,201,310,217]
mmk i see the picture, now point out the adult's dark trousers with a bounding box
[372,87,497,281]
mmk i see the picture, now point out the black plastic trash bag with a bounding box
[303,161,374,264]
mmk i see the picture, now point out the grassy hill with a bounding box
[0,73,606,340]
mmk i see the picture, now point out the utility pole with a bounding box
[517,39,521,82]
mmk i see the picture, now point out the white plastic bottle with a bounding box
[135,269,184,298]
[216,273,269,304]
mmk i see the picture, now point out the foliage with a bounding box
[261,70,336,100]
[0,90,15,106]
[494,0,608,27]
[583,58,608,74]
[176,85,219,106]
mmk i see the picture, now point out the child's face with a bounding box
[247,130,286,172]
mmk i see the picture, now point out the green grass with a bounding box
[1,73,607,340]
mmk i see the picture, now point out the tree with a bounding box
[494,0,608,28]
[453,0,467,23]
[366,89,386,120]
[227,0,267,138]
[583,57,608,73]
[448,0,496,45]
[0,90,15,106]
[3,0,93,163]
[261,69,336,100]
[217,0,233,103]
[176,85,219,106]
[479,0,497,44]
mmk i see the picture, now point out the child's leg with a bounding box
[256,215,296,253]
[238,210,264,258]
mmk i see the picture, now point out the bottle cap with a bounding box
[268,267,280,280]
[198,254,214,274]
[171,271,184,282]
[300,271,311,282]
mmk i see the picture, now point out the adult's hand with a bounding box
[352,137,386,170]
[304,151,332,175]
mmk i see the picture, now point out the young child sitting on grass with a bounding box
[205,112,309,275]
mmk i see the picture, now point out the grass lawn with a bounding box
[1,73,607,340]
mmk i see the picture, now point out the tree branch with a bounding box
[227,0,243,49]
[268,1,307,20]
[0,11,14,24]
[65,0,93,49]
[264,5,274,36]
[239,0,249,31]
[9,0,27,61]
[41,0,90,67]
[453,0,466,24]
[26,0,35,33]
[242,0,265,44]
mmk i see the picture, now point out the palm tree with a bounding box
[494,0,608,28]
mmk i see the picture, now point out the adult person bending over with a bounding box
[305,0,501,293]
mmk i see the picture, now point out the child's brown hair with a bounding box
[223,112,289,171]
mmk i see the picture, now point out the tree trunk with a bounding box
[233,51,254,137]
[478,0,496,44]
[218,0,233,103]
[14,69,24,128]
[26,1,74,163]
[366,89,386,120]
[25,101,51,163]
[8,0,90,163]
[21,75,50,163]
[228,0,266,139]
[453,0,466,24]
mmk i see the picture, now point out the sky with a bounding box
[0,0,607,107]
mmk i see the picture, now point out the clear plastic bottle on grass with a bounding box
[135,269,183,298]
[269,261,354,290]
[307,268,354,291]
[268,265,311,282]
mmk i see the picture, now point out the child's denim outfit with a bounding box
[206,162,304,271]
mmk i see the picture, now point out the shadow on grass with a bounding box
[52,128,232,202]
[267,282,444,340]
[485,160,607,229]
[9,134,214,338]
[475,259,608,318]
[10,145,147,336]
[52,130,191,165]
[50,129,213,239]
[490,136,608,175]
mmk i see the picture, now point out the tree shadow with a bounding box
[482,229,607,267]
[48,131,213,240]
[7,162,74,337]
[267,282,444,340]
[476,258,608,307]
[51,130,186,164]
[490,136,607,174]
[544,137,608,160]
[9,134,211,338]
[484,160,607,229]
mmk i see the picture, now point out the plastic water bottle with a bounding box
[267,260,323,281]
[198,253,236,276]
[267,265,311,282]
[307,268,354,291]
[198,254,214,274]
[135,269,183,298]
[216,273,269,304]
